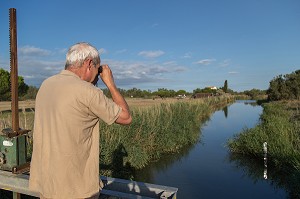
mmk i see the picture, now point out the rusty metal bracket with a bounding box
[1,128,31,138]
[12,162,30,174]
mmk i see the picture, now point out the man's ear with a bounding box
[84,59,93,70]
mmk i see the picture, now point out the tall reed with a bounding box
[0,96,235,177]
[100,96,235,172]
[228,101,300,170]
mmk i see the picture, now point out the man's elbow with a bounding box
[123,115,132,125]
[116,112,132,125]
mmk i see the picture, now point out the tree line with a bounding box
[0,68,38,101]
[242,70,300,101]
[0,68,234,101]
[3,67,299,101]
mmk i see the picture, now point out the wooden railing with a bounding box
[0,170,177,199]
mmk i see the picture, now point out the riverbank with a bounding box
[228,100,300,168]
[0,96,236,178]
[99,95,235,178]
[228,100,300,198]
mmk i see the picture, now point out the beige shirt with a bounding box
[29,70,121,198]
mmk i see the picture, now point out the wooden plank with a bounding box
[0,101,35,112]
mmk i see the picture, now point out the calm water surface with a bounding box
[135,100,287,199]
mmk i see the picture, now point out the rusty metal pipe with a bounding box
[9,8,19,133]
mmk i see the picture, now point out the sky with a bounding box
[0,0,299,92]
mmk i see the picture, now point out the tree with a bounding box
[202,87,215,94]
[154,88,169,98]
[0,68,29,101]
[20,86,39,100]
[267,70,300,101]
[243,89,266,99]
[0,68,10,101]
[193,88,202,94]
[223,80,228,93]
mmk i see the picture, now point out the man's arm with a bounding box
[100,65,132,125]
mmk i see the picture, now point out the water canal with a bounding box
[135,100,287,198]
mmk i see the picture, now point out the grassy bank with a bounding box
[227,101,300,197]
[0,96,235,198]
[99,96,235,177]
[228,101,300,169]
[0,96,235,178]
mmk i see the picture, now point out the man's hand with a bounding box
[99,65,115,88]
[100,65,132,125]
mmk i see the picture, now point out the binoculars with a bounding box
[98,65,103,75]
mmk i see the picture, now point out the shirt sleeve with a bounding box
[88,87,122,125]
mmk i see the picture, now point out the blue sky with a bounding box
[0,0,299,92]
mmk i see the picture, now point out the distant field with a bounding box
[126,97,190,108]
[0,98,191,112]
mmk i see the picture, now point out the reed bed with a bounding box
[0,96,235,177]
[228,100,300,170]
[99,96,235,174]
[0,108,35,131]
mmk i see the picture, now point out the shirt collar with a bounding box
[59,70,80,79]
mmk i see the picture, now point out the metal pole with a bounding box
[13,192,21,199]
[9,8,19,133]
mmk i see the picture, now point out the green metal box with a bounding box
[0,134,27,171]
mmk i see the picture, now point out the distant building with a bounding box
[176,94,186,99]
[206,86,217,90]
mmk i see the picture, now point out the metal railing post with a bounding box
[13,192,21,199]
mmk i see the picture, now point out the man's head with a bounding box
[65,42,101,83]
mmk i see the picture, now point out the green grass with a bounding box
[227,101,300,198]
[0,96,235,178]
[99,96,235,178]
[228,101,300,169]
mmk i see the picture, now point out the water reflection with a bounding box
[133,101,290,198]
[263,142,267,180]
[134,142,197,183]
[228,153,300,198]
[235,99,260,107]
[222,106,228,118]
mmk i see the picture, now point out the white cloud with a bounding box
[99,59,187,87]
[163,61,177,65]
[115,49,127,54]
[182,52,192,59]
[23,75,35,79]
[219,59,231,67]
[138,50,165,58]
[194,59,216,65]
[19,45,51,56]
[228,71,239,74]
[15,48,187,89]
[57,48,68,54]
[98,48,107,55]
[18,57,64,86]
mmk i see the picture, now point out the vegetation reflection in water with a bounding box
[0,96,234,198]
[228,101,300,198]
[228,152,300,198]
[99,96,235,178]
[129,100,291,198]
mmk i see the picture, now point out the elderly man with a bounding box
[29,42,132,199]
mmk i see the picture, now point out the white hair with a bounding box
[65,42,100,69]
